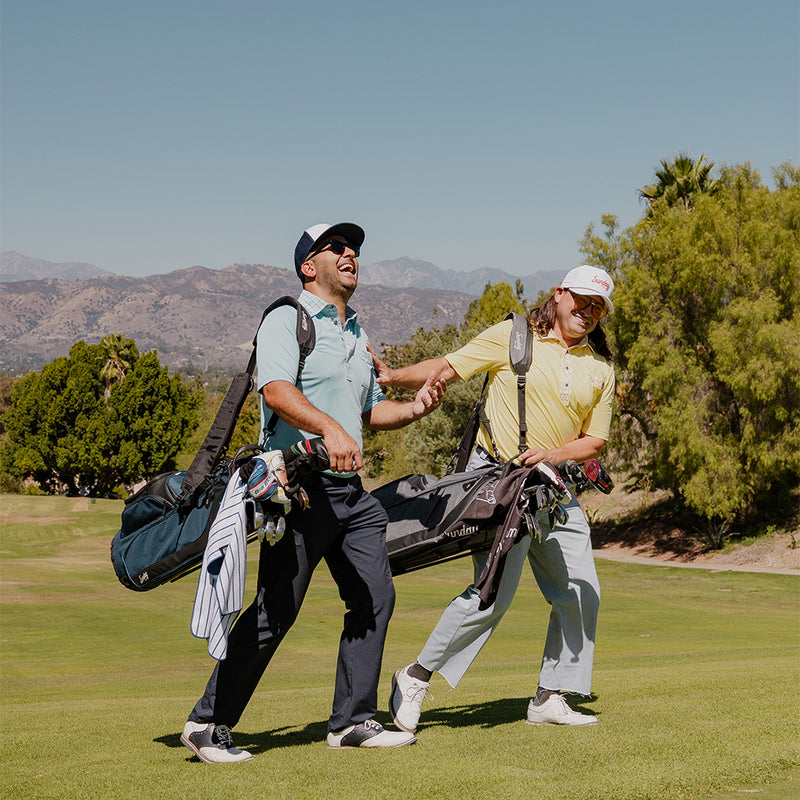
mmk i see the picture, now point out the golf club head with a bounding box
[556,460,585,486]
[244,450,286,501]
[581,459,614,494]
[283,437,330,472]
[532,461,569,500]
[553,502,569,526]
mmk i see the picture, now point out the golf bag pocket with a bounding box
[111,464,231,591]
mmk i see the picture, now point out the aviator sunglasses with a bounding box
[567,289,607,320]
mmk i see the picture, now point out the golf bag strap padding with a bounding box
[505,312,533,455]
[260,296,316,438]
[180,372,253,499]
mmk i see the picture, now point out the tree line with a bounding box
[1,156,798,546]
[0,337,199,497]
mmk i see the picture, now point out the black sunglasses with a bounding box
[314,239,360,258]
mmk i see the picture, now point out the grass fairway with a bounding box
[1,494,799,800]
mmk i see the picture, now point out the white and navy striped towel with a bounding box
[190,468,248,660]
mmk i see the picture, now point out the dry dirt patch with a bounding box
[582,484,800,572]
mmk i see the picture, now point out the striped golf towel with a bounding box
[190,468,248,660]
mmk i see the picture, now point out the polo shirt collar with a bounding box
[540,328,592,351]
[299,289,358,325]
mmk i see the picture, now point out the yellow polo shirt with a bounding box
[446,319,615,461]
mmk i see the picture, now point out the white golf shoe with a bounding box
[526,694,598,726]
[389,664,432,733]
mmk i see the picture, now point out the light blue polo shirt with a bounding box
[256,290,385,475]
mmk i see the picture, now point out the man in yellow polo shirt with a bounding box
[374,265,616,731]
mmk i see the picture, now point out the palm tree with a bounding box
[99,334,138,402]
[639,152,719,213]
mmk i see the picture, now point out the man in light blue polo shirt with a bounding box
[182,222,445,762]
[254,281,383,467]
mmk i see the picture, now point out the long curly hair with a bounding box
[528,294,612,360]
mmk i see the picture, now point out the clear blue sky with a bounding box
[2,0,798,277]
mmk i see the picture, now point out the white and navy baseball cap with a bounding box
[293,222,365,275]
[560,265,615,314]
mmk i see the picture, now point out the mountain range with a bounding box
[0,252,565,374]
[0,251,115,282]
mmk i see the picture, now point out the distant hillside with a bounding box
[0,252,570,374]
[0,251,114,282]
[0,264,475,373]
[359,256,564,297]
[1,250,566,298]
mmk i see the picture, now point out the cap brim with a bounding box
[314,222,365,251]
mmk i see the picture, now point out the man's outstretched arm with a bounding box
[367,344,459,390]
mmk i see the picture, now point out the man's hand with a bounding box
[262,381,362,473]
[321,425,363,473]
[411,371,447,419]
[518,447,552,467]
[517,435,606,468]
[366,342,393,386]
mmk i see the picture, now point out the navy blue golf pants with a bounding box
[188,473,394,732]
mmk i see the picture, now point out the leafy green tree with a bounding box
[0,373,21,491]
[582,162,800,544]
[462,280,528,334]
[639,152,719,213]
[93,351,199,492]
[365,282,528,478]
[1,341,199,497]
[0,373,15,435]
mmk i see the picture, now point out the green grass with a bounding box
[1,494,799,800]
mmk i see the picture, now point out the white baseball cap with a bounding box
[560,265,615,314]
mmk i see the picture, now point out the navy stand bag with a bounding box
[110,297,314,591]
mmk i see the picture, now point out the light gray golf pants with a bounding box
[417,455,600,695]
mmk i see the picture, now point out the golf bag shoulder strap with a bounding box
[450,373,490,474]
[505,312,533,455]
[506,312,533,375]
[180,297,314,501]
[179,372,252,500]
[257,296,316,438]
[449,312,532,473]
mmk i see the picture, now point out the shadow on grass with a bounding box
[414,693,600,730]
[155,694,601,756]
[154,721,329,757]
